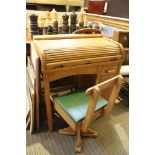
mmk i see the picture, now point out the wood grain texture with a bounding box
[43,73,53,131]
[33,34,102,40]
[34,36,123,72]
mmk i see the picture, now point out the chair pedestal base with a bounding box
[81,128,98,137]
[59,126,98,152]
[59,127,76,136]
[59,126,98,137]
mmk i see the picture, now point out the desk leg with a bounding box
[43,74,53,131]
[96,66,102,84]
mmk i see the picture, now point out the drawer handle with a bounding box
[106,69,116,74]
[123,36,127,41]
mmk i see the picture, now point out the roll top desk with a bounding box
[31,34,125,131]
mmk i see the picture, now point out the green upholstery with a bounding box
[52,90,107,123]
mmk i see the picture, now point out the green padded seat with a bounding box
[52,89,107,123]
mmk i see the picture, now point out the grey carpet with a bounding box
[26,91,129,155]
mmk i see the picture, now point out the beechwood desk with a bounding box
[31,34,125,131]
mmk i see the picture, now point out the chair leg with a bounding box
[59,126,97,152]
[59,126,76,136]
[75,124,81,152]
[81,128,98,137]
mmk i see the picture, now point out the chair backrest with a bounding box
[81,75,123,132]
[73,28,101,34]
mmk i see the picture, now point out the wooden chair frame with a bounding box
[53,75,123,152]
[73,28,101,34]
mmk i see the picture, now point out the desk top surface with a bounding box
[35,36,120,51]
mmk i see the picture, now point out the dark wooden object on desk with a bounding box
[53,20,58,34]
[29,14,39,38]
[73,28,101,34]
[47,25,54,35]
[62,14,69,34]
[70,11,77,33]
[87,0,105,15]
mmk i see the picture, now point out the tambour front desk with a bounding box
[31,34,125,131]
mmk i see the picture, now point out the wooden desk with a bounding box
[31,34,124,131]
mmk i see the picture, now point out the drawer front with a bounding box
[101,65,119,76]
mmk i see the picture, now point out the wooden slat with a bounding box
[36,37,119,51]
[46,55,122,70]
[44,47,120,53]
[33,37,123,71]
[33,34,102,40]
[43,59,122,74]
[44,51,121,60]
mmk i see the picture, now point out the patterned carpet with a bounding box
[26,91,129,155]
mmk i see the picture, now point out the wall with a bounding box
[84,0,129,18]
[106,0,129,18]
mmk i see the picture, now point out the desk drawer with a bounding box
[101,65,118,76]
